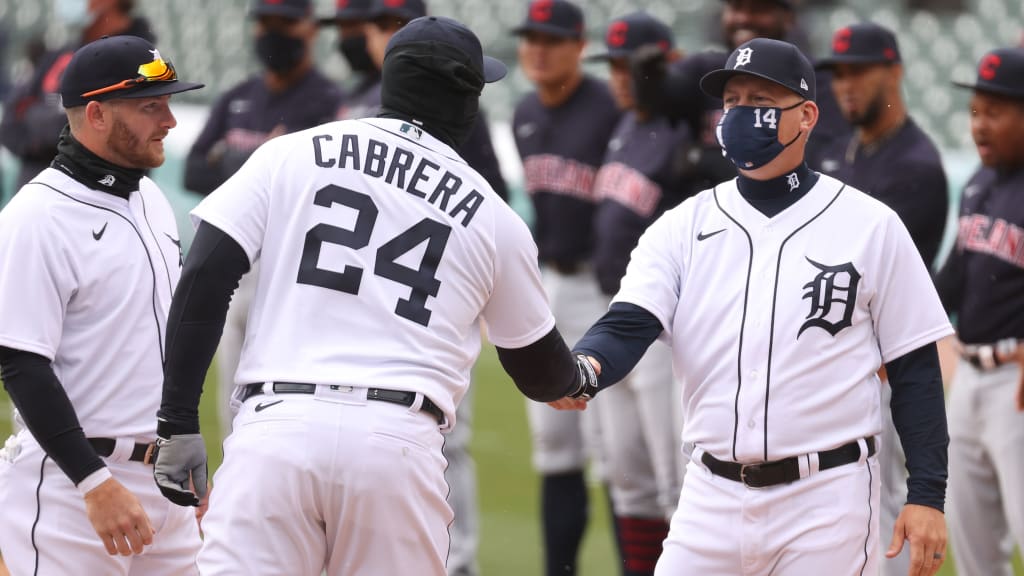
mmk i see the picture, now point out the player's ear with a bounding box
[83,100,111,132]
[800,99,819,133]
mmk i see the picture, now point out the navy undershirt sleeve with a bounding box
[157,222,250,434]
[572,302,664,389]
[884,342,948,512]
[0,346,104,485]
[494,326,583,402]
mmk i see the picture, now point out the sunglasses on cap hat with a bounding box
[80,55,177,99]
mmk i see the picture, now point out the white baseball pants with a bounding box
[197,387,451,576]
[655,445,880,575]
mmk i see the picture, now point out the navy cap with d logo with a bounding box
[953,47,1024,100]
[511,0,584,39]
[700,37,816,102]
[815,22,901,69]
[386,15,507,84]
[589,11,674,61]
[60,35,204,108]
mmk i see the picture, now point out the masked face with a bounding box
[252,15,307,73]
[339,35,375,74]
[715,101,804,170]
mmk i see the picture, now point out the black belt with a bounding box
[239,382,445,424]
[88,438,156,465]
[701,437,876,489]
[961,338,1017,371]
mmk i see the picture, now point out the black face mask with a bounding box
[379,43,484,148]
[255,30,305,74]
[339,35,375,74]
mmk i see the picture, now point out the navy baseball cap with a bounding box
[815,22,901,69]
[60,35,203,108]
[719,0,793,10]
[589,11,674,61]
[953,47,1024,100]
[700,37,816,101]
[366,0,427,22]
[322,0,372,23]
[386,16,506,83]
[250,0,313,19]
[512,0,585,40]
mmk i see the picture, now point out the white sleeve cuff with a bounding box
[77,467,112,496]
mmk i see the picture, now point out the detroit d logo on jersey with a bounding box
[798,258,861,338]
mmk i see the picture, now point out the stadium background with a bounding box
[0,0,1021,573]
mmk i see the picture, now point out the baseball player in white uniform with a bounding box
[0,36,202,574]
[149,16,599,576]
[556,38,953,576]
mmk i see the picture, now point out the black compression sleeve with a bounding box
[0,346,104,485]
[573,302,664,387]
[158,222,250,433]
[495,326,581,402]
[885,342,949,512]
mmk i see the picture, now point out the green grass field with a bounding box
[1,347,1021,575]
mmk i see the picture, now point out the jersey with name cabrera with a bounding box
[614,172,953,461]
[0,168,181,438]
[191,117,554,428]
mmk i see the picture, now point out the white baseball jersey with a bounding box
[0,169,182,439]
[192,117,554,427]
[614,173,953,462]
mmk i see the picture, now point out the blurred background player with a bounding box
[182,0,343,438]
[0,0,156,189]
[631,0,849,178]
[511,1,621,574]
[588,11,691,576]
[936,45,1024,576]
[815,22,949,576]
[322,0,380,105]
[329,2,509,574]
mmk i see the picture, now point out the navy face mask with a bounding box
[716,101,805,170]
[256,30,306,74]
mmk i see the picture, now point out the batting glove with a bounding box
[152,419,208,507]
[569,353,600,401]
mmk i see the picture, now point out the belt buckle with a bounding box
[739,463,764,489]
[142,443,156,465]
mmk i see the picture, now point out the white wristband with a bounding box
[77,467,112,496]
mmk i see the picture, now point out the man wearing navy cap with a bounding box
[151,14,600,576]
[816,25,949,576]
[0,35,203,574]
[511,2,622,574]
[323,0,380,101]
[589,11,691,576]
[935,46,1024,576]
[559,37,952,575]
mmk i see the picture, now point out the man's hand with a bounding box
[152,432,208,507]
[83,477,154,556]
[886,503,946,576]
[193,479,212,531]
[548,355,601,411]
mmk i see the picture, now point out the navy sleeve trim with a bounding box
[158,221,251,432]
[0,346,104,486]
[495,326,581,402]
[885,342,949,512]
[573,302,664,387]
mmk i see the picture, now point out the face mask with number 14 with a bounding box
[715,102,804,170]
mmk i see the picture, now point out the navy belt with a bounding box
[88,438,156,465]
[239,382,445,424]
[701,437,875,488]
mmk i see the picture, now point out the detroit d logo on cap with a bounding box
[798,258,861,338]
[734,47,753,68]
